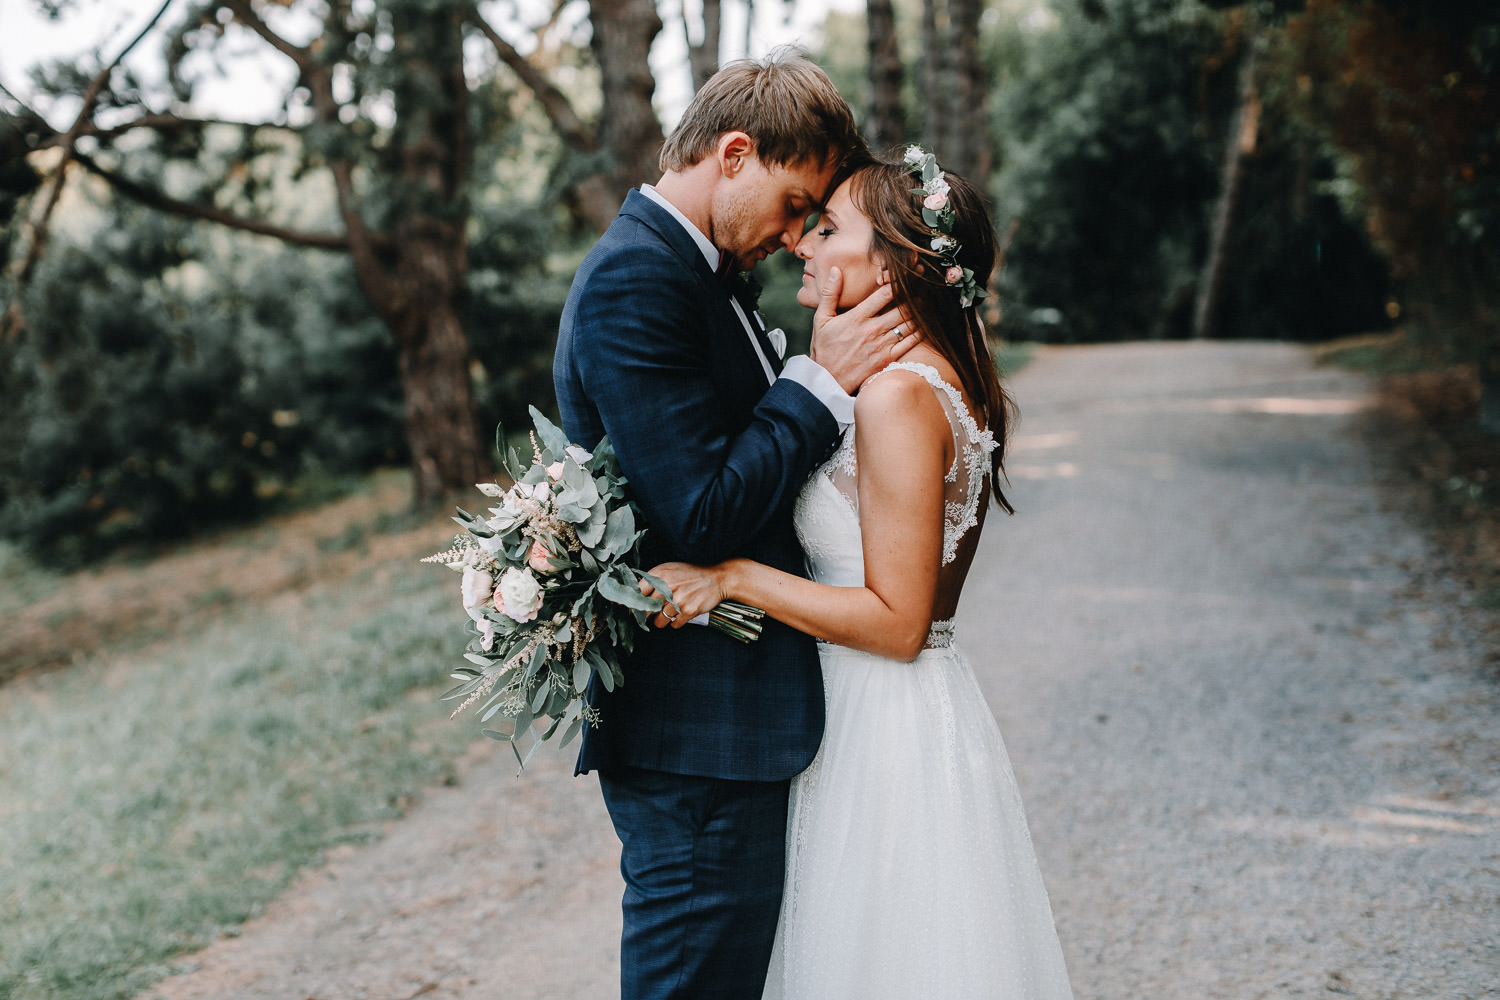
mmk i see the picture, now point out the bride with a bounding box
[644,149,1074,999]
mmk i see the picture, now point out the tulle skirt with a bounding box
[762,642,1073,1000]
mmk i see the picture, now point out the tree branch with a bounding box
[222,0,317,74]
[4,0,176,339]
[73,151,371,251]
[31,112,296,150]
[219,0,394,303]
[467,7,594,153]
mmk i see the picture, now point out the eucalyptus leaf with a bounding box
[592,434,616,468]
[494,421,509,472]
[637,571,675,607]
[573,658,592,692]
[577,505,608,547]
[512,697,535,740]
[564,470,600,509]
[597,568,660,611]
[600,504,636,558]
[530,679,549,715]
[440,677,484,702]
[523,642,548,681]
[529,405,571,456]
[559,714,585,748]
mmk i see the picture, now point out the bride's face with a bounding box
[793,179,885,311]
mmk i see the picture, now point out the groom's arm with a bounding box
[571,246,838,566]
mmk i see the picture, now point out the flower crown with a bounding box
[903,145,986,309]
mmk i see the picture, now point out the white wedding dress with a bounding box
[762,362,1073,1000]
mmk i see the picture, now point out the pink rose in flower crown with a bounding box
[527,537,556,574]
[496,566,544,623]
[945,265,964,285]
[924,192,947,211]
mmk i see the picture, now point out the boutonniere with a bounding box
[766,327,787,360]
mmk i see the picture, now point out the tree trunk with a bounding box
[590,0,665,212]
[866,0,904,153]
[378,3,483,501]
[921,0,945,146]
[1192,27,1260,340]
[387,265,486,501]
[1482,338,1500,434]
[948,0,989,186]
[684,0,722,92]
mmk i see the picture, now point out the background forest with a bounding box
[1,0,1496,564]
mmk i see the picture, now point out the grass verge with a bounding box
[0,479,479,1000]
[1318,331,1500,646]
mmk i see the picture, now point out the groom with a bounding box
[553,50,906,998]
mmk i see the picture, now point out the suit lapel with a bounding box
[732,291,784,380]
[620,190,779,384]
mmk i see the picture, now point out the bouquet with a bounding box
[423,407,764,768]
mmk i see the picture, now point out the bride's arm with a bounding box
[648,370,950,662]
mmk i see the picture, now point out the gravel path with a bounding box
[144,341,1500,1000]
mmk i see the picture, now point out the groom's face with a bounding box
[710,150,837,272]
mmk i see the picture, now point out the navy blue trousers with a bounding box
[599,765,790,1000]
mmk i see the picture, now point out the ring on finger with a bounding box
[663,606,679,623]
[892,323,905,339]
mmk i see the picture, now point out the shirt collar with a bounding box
[641,184,719,270]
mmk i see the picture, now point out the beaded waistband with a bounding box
[924,619,956,649]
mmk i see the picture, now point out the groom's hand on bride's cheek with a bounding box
[811,267,917,393]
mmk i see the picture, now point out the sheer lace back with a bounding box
[793,361,997,641]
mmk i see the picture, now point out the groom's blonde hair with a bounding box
[659,47,865,173]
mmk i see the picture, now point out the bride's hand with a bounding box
[640,561,727,630]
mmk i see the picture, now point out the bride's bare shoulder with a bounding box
[853,365,949,442]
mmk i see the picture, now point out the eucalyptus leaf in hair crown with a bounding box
[903,145,987,309]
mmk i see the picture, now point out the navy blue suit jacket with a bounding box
[554,190,839,782]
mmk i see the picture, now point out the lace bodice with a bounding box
[793,362,997,646]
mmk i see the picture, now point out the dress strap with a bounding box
[867,362,997,565]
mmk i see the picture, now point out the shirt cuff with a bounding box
[780,355,855,429]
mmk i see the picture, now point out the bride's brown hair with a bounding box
[848,158,1016,513]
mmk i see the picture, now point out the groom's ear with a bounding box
[716,131,756,178]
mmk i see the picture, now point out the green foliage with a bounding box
[1285,0,1499,374]
[990,0,1223,341]
[0,114,43,259]
[963,0,1388,344]
[466,201,574,433]
[0,535,475,1000]
[0,196,405,565]
[0,105,575,565]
